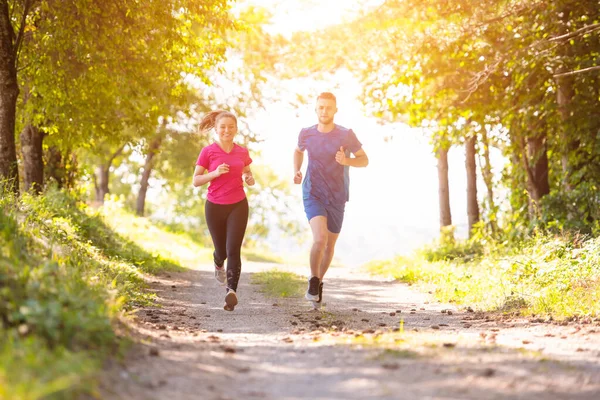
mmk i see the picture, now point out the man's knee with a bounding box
[312,237,328,251]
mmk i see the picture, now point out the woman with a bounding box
[193,110,255,311]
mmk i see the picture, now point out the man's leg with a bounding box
[318,230,339,280]
[309,216,329,278]
[316,203,344,304]
[305,215,328,301]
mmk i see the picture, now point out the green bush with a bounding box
[366,230,600,319]
[417,225,484,262]
[0,188,184,398]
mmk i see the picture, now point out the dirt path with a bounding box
[99,262,600,400]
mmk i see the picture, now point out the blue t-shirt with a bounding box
[298,124,363,205]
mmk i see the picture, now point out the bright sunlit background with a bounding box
[233,0,504,266]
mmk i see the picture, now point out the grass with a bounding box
[243,248,285,264]
[365,233,600,320]
[99,198,213,270]
[0,188,208,399]
[251,268,305,297]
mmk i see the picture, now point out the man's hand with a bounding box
[214,163,229,177]
[294,170,302,184]
[335,146,347,166]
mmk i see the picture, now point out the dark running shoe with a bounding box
[317,282,323,303]
[305,276,320,301]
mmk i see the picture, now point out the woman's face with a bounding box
[215,116,237,142]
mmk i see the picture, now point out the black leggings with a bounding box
[205,198,249,291]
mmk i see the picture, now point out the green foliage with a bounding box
[14,0,235,147]
[540,183,600,233]
[418,225,484,262]
[366,232,600,319]
[0,336,99,400]
[277,0,600,235]
[251,269,305,297]
[0,187,186,397]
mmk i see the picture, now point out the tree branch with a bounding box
[553,65,600,78]
[549,22,600,42]
[13,0,33,60]
[107,144,126,165]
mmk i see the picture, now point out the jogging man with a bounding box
[293,92,369,308]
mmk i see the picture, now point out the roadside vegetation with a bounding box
[0,189,186,398]
[0,186,287,399]
[366,228,600,320]
[251,269,305,298]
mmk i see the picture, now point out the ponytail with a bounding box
[198,110,237,132]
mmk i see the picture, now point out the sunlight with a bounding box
[238,0,385,36]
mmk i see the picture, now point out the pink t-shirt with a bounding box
[196,143,253,205]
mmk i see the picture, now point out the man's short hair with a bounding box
[317,92,336,104]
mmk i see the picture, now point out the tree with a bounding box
[0,0,21,192]
[277,0,599,235]
[2,0,235,195]
[465,133,479,236]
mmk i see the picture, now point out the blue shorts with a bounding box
[303,197,346,234]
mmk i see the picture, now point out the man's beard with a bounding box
[318,116,334,124]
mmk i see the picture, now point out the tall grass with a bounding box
[0,188,188,398]
[365,233,600,319]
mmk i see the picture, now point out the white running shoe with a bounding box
[214,263,226,285]
[224,289,238,311]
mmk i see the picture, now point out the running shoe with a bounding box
[214,263,226,285]
[305,276,320,301]
[224,288,238,311]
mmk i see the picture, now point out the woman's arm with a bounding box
[193,164,229,187]
[242,165,255,186]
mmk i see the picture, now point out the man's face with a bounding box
[315,98,337,125]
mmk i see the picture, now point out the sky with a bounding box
[231,0,505,266]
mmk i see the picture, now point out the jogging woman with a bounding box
[193,110,255,311]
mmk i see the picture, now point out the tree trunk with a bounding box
[136,135,163,216]
[437,146,452,229]
[94,164,110,203]
[20,124,44,194]
[0,2,19,193]
[479,129,497,234]
[518,131,549,217]
[527,133,550,200]
[465,135,479,237]
[45,146,65,188]
[94,144,125,204]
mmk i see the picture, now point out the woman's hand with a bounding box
[243,172,255,186]
[214,163,230,177]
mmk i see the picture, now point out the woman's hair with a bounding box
[198,110,238,132]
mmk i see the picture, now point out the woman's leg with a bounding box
[204,200,229,267]
[225,198,249,291]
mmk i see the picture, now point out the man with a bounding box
[293,92,369,308]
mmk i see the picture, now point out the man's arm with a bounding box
[293,147,304,184]
[336,147,369,167]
